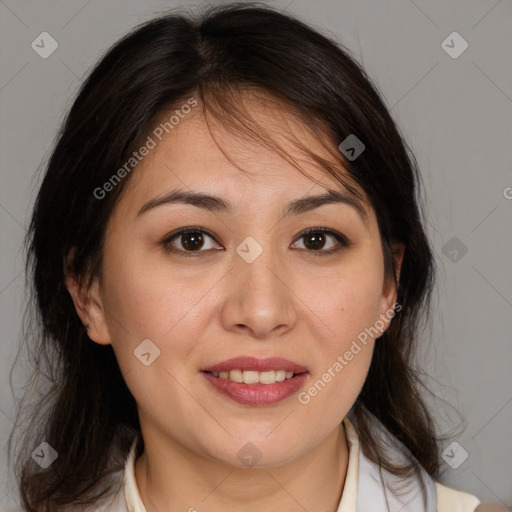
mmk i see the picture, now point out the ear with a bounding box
[378,242,405,328]
[65,266,112,346]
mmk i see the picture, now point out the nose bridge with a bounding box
[235,232,284,299]
[223,232,296,337]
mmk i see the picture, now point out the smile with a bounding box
[201,370,309,406]
[207,369,297,384]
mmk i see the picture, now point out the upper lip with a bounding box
[202,356,308,373]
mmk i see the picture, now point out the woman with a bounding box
[7,3,499,511]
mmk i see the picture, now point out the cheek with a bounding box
[303,263,385,347]
[101,266,210,415]
[298,275,380,418]
[101,250,220,373]
[102,240,198,331]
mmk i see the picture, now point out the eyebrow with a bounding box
[137,188,368,223]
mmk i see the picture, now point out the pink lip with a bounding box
[202,372,309,406]
[201,356,308,373]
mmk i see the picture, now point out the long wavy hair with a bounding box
[8,2,461,511]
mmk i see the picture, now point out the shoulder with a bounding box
[435,481,481,512]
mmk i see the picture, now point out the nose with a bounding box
[220,243,298,339]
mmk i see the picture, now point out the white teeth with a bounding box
[259,370,276,384]
[211,369,298,384]
[242,371,259,384]
[275,370,286,381]
[229,369,243,383]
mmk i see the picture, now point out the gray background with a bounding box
[1,0,511,509]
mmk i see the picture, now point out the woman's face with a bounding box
[71,95,403,467]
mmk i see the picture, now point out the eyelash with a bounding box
[160,226,351,258]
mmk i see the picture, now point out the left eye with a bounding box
[291,228,348,254]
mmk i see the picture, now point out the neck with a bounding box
[134,422,349,512]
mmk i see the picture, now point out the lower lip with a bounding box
[201,372,309,406]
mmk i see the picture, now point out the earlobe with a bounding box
[65,271,112,346]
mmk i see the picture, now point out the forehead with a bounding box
[117,93,368,218]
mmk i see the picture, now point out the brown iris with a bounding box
[181,231,204,251]
[302,232,326,251]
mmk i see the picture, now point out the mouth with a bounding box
[200,356,309,406]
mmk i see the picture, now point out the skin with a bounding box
[67,92,404,512]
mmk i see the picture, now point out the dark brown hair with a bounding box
[9,2,461,510]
